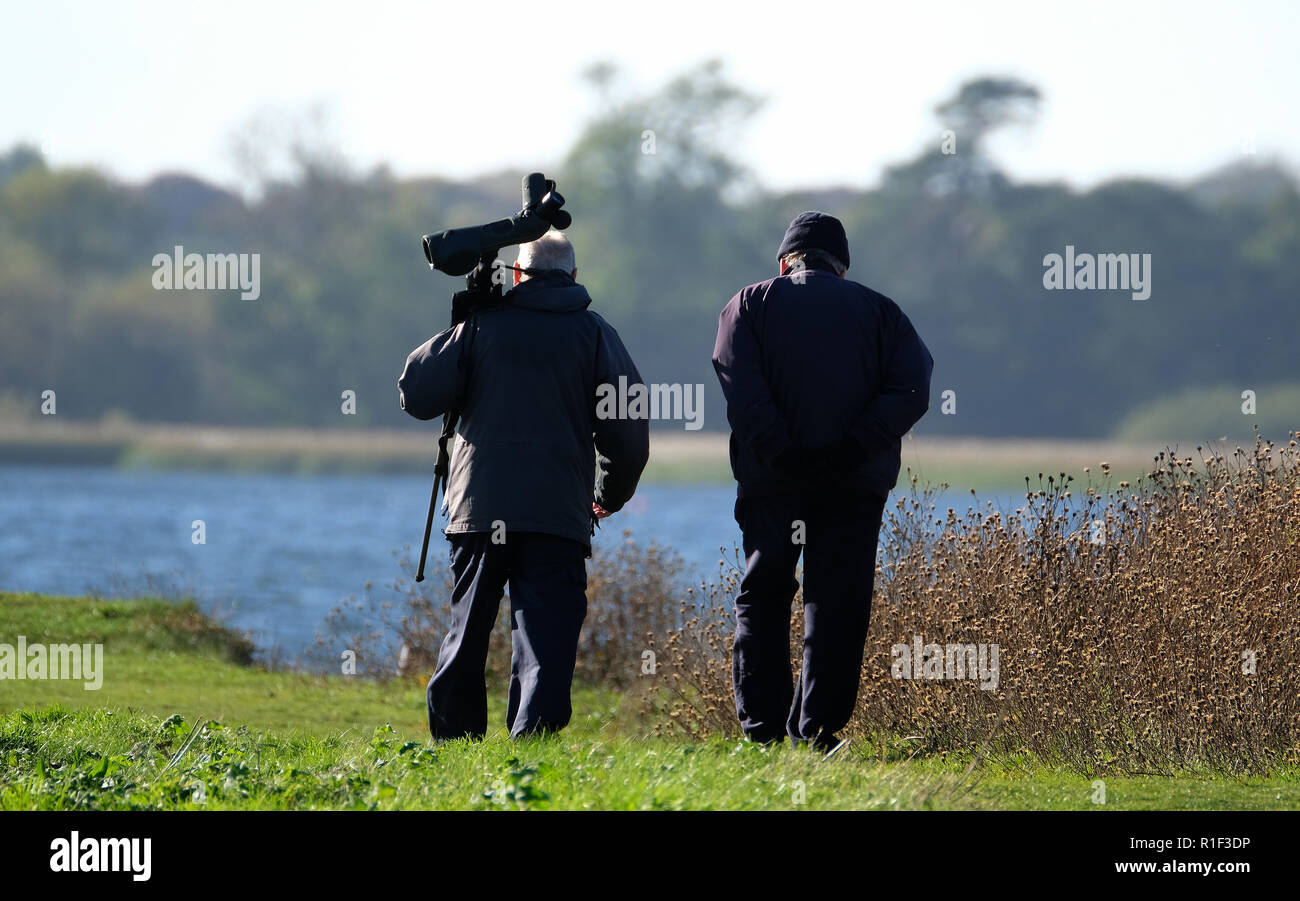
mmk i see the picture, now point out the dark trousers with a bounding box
[426,531,588,741]
[732,491,886,747]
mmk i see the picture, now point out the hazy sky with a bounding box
[4,0,1296,193]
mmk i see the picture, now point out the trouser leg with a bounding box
[787,492,886,748]
[732,495,803,743]
[504,533,589,738]
[426,533,508,741]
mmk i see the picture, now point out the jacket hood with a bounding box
[504,270,592,313]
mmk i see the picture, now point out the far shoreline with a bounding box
[0,420,1179,491]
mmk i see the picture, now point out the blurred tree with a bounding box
[936,77,1040,156]
[0,67,1295,441]
[0,144,45,185]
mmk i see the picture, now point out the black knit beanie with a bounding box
[776,211,850,268]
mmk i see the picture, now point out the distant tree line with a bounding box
[2,64,1296,441]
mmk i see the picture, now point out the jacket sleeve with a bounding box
[849,305,933,453]
[711,291,793,464]
[592,316,650,512]
[397,321,472,421]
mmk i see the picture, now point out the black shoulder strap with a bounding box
[454,313,481,412]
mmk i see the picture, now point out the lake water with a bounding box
[0,465,1016,658]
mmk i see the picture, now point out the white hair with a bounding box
[516,230,576,279]
[780,248,847,277]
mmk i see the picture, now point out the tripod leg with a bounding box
[415,471,444,583]
[415,412,458,583]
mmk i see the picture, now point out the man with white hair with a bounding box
[513,230,575,284]
[399,229,649,741]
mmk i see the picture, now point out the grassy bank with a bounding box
[1,593,1297,810]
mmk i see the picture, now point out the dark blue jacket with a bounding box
[399,271,649,548]
[712,267,933,499]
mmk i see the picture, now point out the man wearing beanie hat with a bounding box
[712,211,933,751]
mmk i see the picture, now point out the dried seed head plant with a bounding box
[646,432,1300,777]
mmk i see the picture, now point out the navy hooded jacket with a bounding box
[712,267,933,499]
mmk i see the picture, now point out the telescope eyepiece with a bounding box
[535,190,568,227]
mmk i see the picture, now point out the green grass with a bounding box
[0,592,429,736]
[1,592,1297,810]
